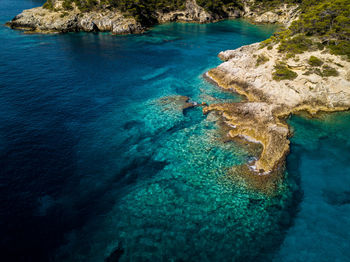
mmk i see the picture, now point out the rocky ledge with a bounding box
[204,42,350,190]
[6,0,298,34]
[5,5,143,34]
[5,0,213,34]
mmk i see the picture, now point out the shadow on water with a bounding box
[0,122,78,262]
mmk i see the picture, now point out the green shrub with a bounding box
[321,65,339,77]
[62,0,73,10]
[60,12,69,18]
[256,54,269,66]
[328,40,350,58]
[43,0,54,10]
[259,38,274,49]
[196,0,243,15]
[308,56,323,66]
[262,0,350,59]
[250,0,300,13]
[278,34,313,55]
[273,62,298,81]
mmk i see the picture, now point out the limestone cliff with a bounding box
[6,0,297,34]
[6,3,144,34]
[6,0,214,34]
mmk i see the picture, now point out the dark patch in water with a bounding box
[322,190,350,206]
[115,156,169,186]
[105,243,124,262]
[123,120,145,130]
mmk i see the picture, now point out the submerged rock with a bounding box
[157,95,206,113]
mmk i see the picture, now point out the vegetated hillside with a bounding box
[261,0,350,58]
[43,0,245,24]
[42,0,349,58]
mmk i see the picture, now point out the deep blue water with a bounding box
[1,1,350,262]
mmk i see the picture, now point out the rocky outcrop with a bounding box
[6,0,300,34]
[204,42,350,180]
[158,95,207,113]
[157,0,215,23]
[6,0,217,34]
[6,5,144,34]
[243,3,300,26]
[204,102,291,175]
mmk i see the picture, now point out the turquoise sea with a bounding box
[1,1,350,261]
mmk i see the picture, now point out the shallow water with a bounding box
[1,1,350,262]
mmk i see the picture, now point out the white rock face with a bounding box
[7,4,144,34]
[243,3,300,26]
[156,0,215,23]
[215,43,350,109]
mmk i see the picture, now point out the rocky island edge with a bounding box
[5,0,298,34]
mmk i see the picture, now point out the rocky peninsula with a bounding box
[204,33,350,191]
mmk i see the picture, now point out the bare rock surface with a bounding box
[6,2,144,34]
[157,0,214,23]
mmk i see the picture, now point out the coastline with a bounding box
[6,0,350,191]
[203,42,350,190]
[5,0,297,35]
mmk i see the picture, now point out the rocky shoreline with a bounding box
[5,0,297,34]
[7,0,350,192]
[203,41,350,191]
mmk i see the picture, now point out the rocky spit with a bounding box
[204,42,350,191]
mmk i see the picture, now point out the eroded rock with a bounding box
[204,42,350,190]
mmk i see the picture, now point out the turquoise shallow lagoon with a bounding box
[1,1,350,261]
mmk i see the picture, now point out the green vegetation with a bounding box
[259,37,274,49]
[256,54,269,66]
[272,62,298,80]
[60,11,69,18]
[44,0,244,23]
[250,0,300,13]
[321,65,339,77]
[196,0,243,15]
[271,0,350,59]
[42,0,349,60]
[43,0,54,10]
[308,56,323,66]
[304,63,339,77]
[48,0,188,24]
[278,33,314,55]
[62,0,73,10]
